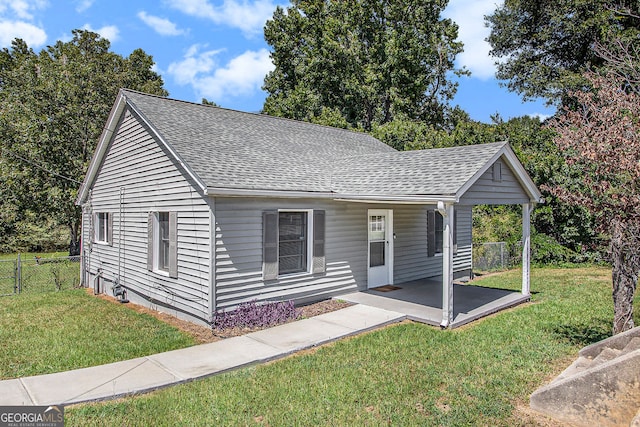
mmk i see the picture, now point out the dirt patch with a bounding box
[88,288,351,344]
[510,399,571,426]
[508,354,578,427]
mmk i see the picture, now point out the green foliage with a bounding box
[486,0,639,103]
[472,205,521,246]
[549,70,640,332]
[263,0,467,130]
[66,267,620,426]
[0,30,167,254]
[0,214,68,253]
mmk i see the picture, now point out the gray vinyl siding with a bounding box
[393,205,473,283]
[460,157,530,205]
[82,109,212,323]
[215,198,367,310]
[215,200,473,310]
[393,205,436,283]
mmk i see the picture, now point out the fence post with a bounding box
[16,253,21,294]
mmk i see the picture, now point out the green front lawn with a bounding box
[0,289,196,379]
[67,266,633,426]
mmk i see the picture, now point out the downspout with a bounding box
[438,201,455,329]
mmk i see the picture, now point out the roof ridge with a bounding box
[119,88,384,142]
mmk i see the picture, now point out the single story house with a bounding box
[77,89,542,328]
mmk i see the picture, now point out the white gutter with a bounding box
[205,186,458,204]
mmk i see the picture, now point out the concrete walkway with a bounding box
[0,305,404,407]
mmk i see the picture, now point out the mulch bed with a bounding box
[90,288,351,344]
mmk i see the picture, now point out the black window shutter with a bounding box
[427,210,435,257]
[312,210,326,274]
[147,213,154,271]
[263,210,278,280]
[168,212,178,278]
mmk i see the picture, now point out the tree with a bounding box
[263,0,466,130]
[549,71,640,333]
[0,30,167,254]
[486,1,639,103]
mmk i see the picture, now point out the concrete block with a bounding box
[530,349,640,427]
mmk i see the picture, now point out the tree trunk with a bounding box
[69,221,80,256]
[610,220,639,334]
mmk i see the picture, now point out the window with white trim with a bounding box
[147,211,178,278]
[158,212,170,272]
[278,211,308,274]
[262,210,325,280]
[94,212,112,245]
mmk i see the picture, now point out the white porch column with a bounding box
[522,203,532,296]
[439,202,455,328]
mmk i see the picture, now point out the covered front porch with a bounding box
[340,278,530,329]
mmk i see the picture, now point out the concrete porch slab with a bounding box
[339,279,529,328]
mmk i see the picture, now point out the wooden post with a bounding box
[440,203,454,328]
[522,203,531,296]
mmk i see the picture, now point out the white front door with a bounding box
[367,209,393,288]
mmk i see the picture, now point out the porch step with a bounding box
[552,356,592,383]
[622,337,640,354]
[531,326,640,427]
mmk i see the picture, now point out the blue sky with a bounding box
[0,0,555,123]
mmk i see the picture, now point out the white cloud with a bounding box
[82,23,119,42]
[166,0,280,37]
[0,0,47,47]
[529,112,551,122]
[443,0,500,80]
[0,20,46,47]
[75,0,93,13]
[167,44,222,85]
[167,45,274,103]
[0,0,47,20]
[138,11,186,36]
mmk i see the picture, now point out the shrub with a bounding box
[212,299,301,331]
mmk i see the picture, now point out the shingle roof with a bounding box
[331,142,508,196]
[123,90,394,193]
[106,90,539,203]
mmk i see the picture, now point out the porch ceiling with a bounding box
[339,279,530,329]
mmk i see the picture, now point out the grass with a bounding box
[0,251,80,295]
[0,289,196,379]
[65,266,638,426]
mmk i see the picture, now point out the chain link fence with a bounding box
[473,242,522,272]
[0,255,82,295]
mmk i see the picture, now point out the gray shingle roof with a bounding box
[123,90,394,193]
[331,142,507,196]
[120,90,521,200]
